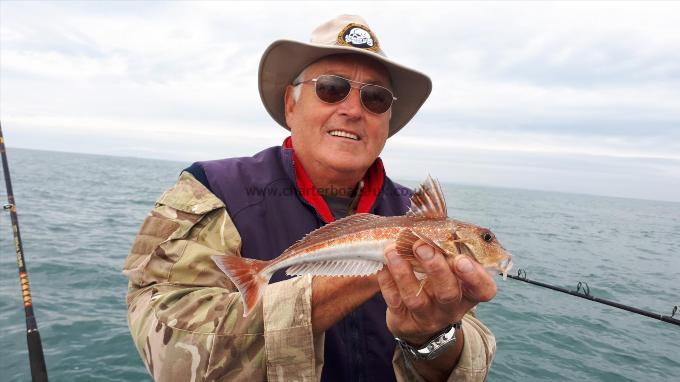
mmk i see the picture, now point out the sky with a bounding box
[1,1,679,202]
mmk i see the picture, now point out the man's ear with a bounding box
[283,85,296,126]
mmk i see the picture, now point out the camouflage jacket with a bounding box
[124,172,496,381]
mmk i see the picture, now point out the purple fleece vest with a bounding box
[198,145,412,382]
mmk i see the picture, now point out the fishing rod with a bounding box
[502,268,680,327]
[0,122,49,382]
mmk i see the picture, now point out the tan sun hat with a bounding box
[258,14,432,137]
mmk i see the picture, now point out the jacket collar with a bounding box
[282,136,385,223]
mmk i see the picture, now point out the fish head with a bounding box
[446,223,513,279]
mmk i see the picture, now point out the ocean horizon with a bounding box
[1,147,678,381]
[10,145,680,205]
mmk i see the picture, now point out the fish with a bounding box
[212,175,513,317]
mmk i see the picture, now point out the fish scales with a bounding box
[212,175,514,316]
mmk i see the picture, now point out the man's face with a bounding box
[284,55,392,177]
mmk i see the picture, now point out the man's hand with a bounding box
[377,239,497,380]
[311,275,380,336]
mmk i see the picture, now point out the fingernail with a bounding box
[415,245,434,260]
[456,256,474,273]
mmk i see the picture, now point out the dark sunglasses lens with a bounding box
[361,86,393,114]
[315,76,351,103]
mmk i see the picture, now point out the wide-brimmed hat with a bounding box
[258,15,432,137]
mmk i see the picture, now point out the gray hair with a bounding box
[291,67,308,103]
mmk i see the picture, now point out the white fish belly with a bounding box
[276,239,392,277]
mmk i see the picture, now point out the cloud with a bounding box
[1,1,679,201]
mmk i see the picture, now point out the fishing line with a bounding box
[502,268,680,327]
[1,122,49,382]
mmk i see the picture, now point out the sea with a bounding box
[1,148,678,381]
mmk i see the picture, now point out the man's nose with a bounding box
[337,88,363,118]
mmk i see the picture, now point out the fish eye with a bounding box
[482,231,494,243]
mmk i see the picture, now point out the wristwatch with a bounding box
[394,322,462,361]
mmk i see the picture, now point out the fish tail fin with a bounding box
[211,255,271,317]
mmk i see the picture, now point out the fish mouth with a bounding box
[484,255,513,280]
[498,256,513,280]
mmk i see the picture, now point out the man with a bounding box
[124,15,497,381]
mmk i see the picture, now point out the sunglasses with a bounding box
[293,74,397,114]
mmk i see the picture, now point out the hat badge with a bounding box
[337,23,379,52]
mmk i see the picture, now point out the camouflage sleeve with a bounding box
[123,172,321,381]
[392,310,497,382]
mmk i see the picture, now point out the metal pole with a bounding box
[505,269,680,327]
[0,122,49,382]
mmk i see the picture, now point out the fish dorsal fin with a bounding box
[406,175,447,219]
[282,213,383,257]
[286,259,383,277]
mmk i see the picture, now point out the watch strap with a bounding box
[395,322,462,361]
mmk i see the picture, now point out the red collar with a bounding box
[283,136,385,223]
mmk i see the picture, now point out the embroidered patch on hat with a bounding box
[337,23,379,52]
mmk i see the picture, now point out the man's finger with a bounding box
[453,255,497,302]
[377,261,403,309]
[384,247,429,314]
[412,241,461,306]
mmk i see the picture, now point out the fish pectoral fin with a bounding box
[451,238,473,244]
[410,228,449,255]
[395,228,420,257]
[416,277,428,297]
[406,175,448,219]
[414,271,428,297]
[396,228,450,258]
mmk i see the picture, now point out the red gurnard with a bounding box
[213,176,513,317]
